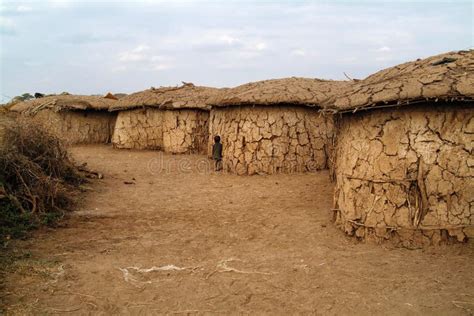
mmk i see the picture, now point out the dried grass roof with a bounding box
[110,83,222,112]
[326,50,474,112]
[10,95,117,114]
[207,77,351,108]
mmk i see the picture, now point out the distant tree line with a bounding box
[4,92,70,106]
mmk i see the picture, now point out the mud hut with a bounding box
[110,83,220,154]
[207,77,350,175]
[327,50,474,246]
[10,95,117,144]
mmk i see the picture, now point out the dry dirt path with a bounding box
[2,145,474,315]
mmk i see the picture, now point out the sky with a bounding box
[0,0,472,102]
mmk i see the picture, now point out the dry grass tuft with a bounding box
[0,118,83,240]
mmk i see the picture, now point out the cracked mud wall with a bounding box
[25,109,116,144]
[209,105,334,175]
[334,103,474,246]
[112,108,164,150]
[112,108,209,153]
[162,110,209,154]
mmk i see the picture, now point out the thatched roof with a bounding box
[110,83,222,112]
[207,77,351,108]
[104,92,118,100]
[10,95,117,114]
[326,50,474,112]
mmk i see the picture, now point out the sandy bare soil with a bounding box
[1,145,473,315]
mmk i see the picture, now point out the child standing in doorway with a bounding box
[212,135,223,171]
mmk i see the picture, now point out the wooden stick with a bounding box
[49,307,81,313]
[346,219,473,231]
[343,72,354,81]
[335,98,474,114]
[344,175,416,183]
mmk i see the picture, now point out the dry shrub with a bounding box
[0,118,83,240]
[11,117,81,183]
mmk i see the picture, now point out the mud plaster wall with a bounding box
[112,108,164,150]
[208,105,334,175]
[112,108,209,153]
[28,109,116,144]
[162,110,209,154]
[334,104,474,246]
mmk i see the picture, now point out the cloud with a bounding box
[1,1,472,97]
[291,49,306,57]
[0,17,17,35]
[16,5,33,12]
[373,46,395,63]
[118,45,150,62]
[59,32,129,44]
[255,42,267,51]
[154,63,172,71]
[117,45,175,71]
[189,30,244,51]
[377,46,391,52]
[119,52,146,62]
[375,55,395,62]
[151,55,175,70]
[24,61,43,67]
[46,0,76,8]
[133,45,150,53]
[219,34,239,45]
[150,55,164,62]
[337,56,358,64]
[0,2,33,15]
[111,65,128,72]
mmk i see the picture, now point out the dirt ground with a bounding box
[1,145,473,315]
